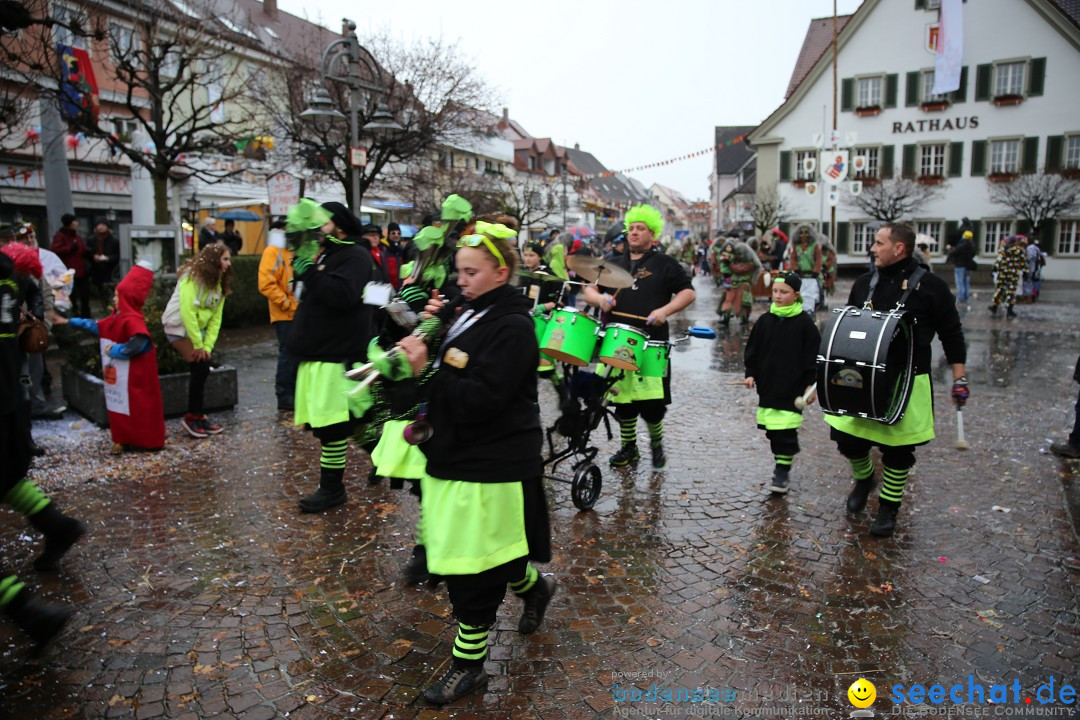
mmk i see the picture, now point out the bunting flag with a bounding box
[539,135,749,182]
[57,43,100,121]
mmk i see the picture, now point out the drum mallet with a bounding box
[794,383,817,410]
[955,408,969,451]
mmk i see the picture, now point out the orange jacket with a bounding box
[258,244,296,323]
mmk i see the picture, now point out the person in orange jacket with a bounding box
[258,219,299,411]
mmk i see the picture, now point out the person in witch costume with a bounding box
[287,200,376,513]
[397,223,554,705]
[743,273,820,495]
[55,260,165,453]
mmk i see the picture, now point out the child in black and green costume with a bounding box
[397,224,554,705]
[743,273,820,494]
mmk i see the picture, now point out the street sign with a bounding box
[350,147,368,167]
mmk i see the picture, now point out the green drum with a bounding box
[540,307,600,366]
[533,311,554,368]
[598,323,647,371]
[638,340,669,378]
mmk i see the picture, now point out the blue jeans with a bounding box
[273,321,299,402]
[953,267,971,303]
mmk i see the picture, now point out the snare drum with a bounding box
[817,306,916,425]
[638,341,669,378]
[598,323,647,371]
[540,307,600,366]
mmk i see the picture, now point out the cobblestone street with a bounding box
[2,274,1079,719]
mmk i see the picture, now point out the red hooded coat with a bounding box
[96,265,165,449]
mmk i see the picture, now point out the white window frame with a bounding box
[994,60,1026,97]
[856,75,883,108]
[989,138,1021,174]
[982,220,1014,256]
[794,149,816,181]
[1058,219,1080,256]
[108,23,139,66]
[1065,134,1080,170]
[851,221,875,256]
[915,221,944,254]
[853,146,880,179]
[922,70,947,103]
[53,1,88,50]
[919,143,947,177]
[111,117,139,139]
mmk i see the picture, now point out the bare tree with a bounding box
[256,28,497,208]
[4,0,268,222]
[750,186,792,235]
[987,171,1080,238]
[498,173,558,230]
[843,178,946,223]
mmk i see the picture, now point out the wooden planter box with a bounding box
[988,172,1019,183]
[855,106,882,117]
[62,364,239,427]
[992,94,1024,107]
[920,101,950,112]
[854,176,880,186]
[917,175,946,185]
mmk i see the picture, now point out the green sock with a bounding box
[849,454,874,481]
[0,575,26,608]
[646,421,663,448]
[320,439,348,470]
[880,465,909,503]
[510,563,539,596]
[452,622,489,665]
[619,416,637,448]
[4,479,51,517]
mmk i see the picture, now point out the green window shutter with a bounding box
[841,78,854,112]
[1049,221,1059,256]
[945,221,958,245]
[1046,135,1064,171]
[885,74,899,108]
[949,142,964,177]
[1017,219,1031,236]
[974,64,992,101]
[882,145,895,178]
[970,220,981,253]
[952,66,968,103]
[914,0,926,8]
[1028,57,1046,97]
[906,71,920,106]
[1022,137,1039,173]
[780,150,792,182]
[902,144,917,179]
[836,222,850,255]
[971,140,987,176]
[779,222,791,241]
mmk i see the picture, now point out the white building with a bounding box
[749,0,1080,280]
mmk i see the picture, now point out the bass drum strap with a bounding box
[863,266,928,311]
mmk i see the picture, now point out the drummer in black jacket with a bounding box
[286,200,376,513]
[743,273,820,495]
[825,222,968,537]
[397,224,553,705]
[582,204,696,470]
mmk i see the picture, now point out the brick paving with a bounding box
[2,274,1078,719]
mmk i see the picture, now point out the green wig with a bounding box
[624,204,664,239]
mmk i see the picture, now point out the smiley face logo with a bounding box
[848,678,876,708]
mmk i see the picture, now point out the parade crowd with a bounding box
[1,195,1078,705]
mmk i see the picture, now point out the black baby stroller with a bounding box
[542,366,622,511]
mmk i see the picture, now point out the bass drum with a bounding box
[817,306,916,425]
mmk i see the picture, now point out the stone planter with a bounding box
[855,106,882,117]
[992,94,1024,107]
[63,364,239,427]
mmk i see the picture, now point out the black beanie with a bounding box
[775,272,802,292]
[320,201,365,237]
[388,222,400,233]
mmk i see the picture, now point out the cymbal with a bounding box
[515,268,561,282]
[566,255,634,289]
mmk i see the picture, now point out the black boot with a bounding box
[1006,304,1017,318]
[870,500,900,537]
[423,662,489,704]
[402,544,429,585]
[518,573,558,634]
[988,304,998,315]
[5,589,72,656]
[299,468,346,513]
[28,504,86,571]
[846,477,876,514]
[769,466,790,495]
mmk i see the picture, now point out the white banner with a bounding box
[268,173,300,217]
[933,0,964,94]
[100,339,131,416]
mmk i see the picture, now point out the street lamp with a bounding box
[300,18,404,213]
[106,208,117,224]
[187,193,200,225]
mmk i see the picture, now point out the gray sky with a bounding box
[277,0,865,201]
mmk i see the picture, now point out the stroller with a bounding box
[542,365,622,511]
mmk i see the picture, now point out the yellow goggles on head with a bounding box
[459,234,507,267]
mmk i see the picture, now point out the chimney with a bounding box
[574,143,579,150]
[263,0,277,19]
[502,107,509,121]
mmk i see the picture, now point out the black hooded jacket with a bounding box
[420,284,542,483]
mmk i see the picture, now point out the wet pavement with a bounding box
[3,273,1079,719]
